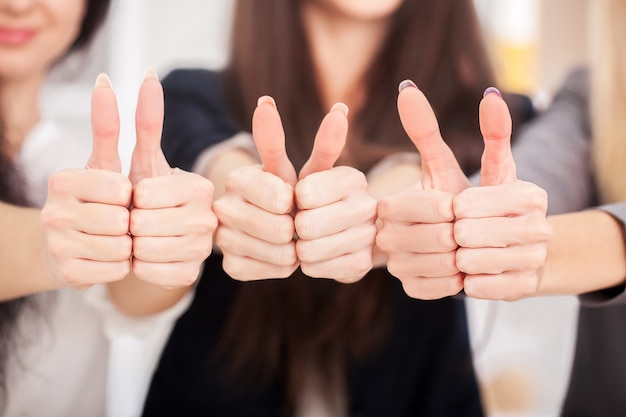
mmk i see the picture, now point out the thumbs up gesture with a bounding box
[41,70,217,290]
[377,81,470,299]
[213,96,299,280]
[126,69,216,288]
[41,74,133,288]
[295,103,377,283]
[214,97,377,282]
[377,81,550,300]
[454,89,550,300]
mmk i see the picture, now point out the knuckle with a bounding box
[58,262,80,286]
[222,257,253,281]
[294,213,314,240]
[189,241,213,262]
[47,170,74,194]
[524,184,548,212]
[517,273,540,297]
[437,223,457,251]
[438,252,459,275]
[129,210,143,236]
[454,220,471,248]
[386,257,410,280]
[455,248,474,274]
[279,244,297,266]
[131,236,148,259]
[271,184,293,214]
[46,236,69,259]
[118,235,133,259]
[132,183,149,208]
[435,196,454,221]
[176,265,201,287]
[212,198,229,220]
[40,205,69,229]
[275,216,296,244]
[296,240,315,263]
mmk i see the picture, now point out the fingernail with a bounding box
[95,73,112,88]
[398,79,417,92]
[330,102,349,117]
[483,86,502,98]
[144,67,159,81]
[257,95,277,109]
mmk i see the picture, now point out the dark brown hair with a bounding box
[219,0,497,409]
[70,0,112,52]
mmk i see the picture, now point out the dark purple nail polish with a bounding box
[483,87,502,98]
[398,79,418,93]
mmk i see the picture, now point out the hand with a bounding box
[454,90,550,300]
[41,71,217,290]
[295,103,377,283]
[377,81,470,299]
[128,69,217,288]
[213,96,298,280]
[378,82,550,301]
[214,97,377,283]
[41,73,133,288]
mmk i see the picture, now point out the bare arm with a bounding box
[0,202,58,301]
[539,210,626,295]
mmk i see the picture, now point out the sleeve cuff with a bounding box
[192,131,259,176]
[578,203,626,306]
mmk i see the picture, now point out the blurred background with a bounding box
[43,0,590,169]
[42,1,589,416]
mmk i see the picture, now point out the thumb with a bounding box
[129,68,171,185]
[397,80,469,194]
[87,73,121,172]
[252,96,297,186]
[479,87,516,186]
[299,102,349,179]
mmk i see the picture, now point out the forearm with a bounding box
[538,210,626,295]
[0,202,59,300]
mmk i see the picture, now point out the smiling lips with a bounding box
[0,27,36,45]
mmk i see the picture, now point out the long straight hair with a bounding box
[219,0,497,410]
[590,0,626,203]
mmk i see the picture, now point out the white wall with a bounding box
[41,0,235,173]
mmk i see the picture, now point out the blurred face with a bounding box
[0,0,86,81]
[310,0,404,21]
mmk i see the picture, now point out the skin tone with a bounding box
[0,202,52,299]
[214,97,377,282]
[377,83,626,300]
[209,0,416,200]
[41,71,217,314]
[207,0,418,282]
[301,0,401,113]
[0,1,216,312]
[1,71,217,317]
[0,0,86,156]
